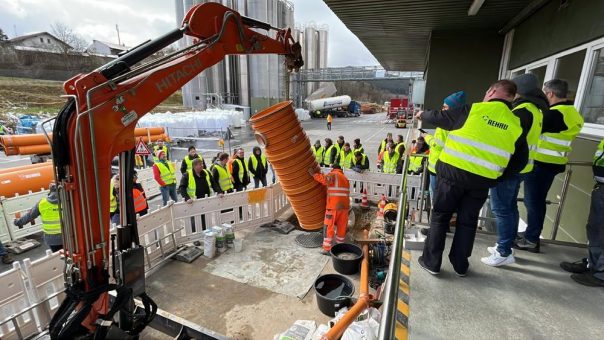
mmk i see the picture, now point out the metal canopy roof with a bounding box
[324,0,534,71]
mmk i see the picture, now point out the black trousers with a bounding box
[421,177,488,273]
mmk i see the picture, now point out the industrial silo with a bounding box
[318,25,329,69]
[304,24,319,95]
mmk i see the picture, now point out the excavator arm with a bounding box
[48,3,302,338]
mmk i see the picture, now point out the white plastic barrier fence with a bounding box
[0,171,403,339]
[321,168,403,201]
[0,250,63,340]
[0,166,162,243]
[0,191,48,243]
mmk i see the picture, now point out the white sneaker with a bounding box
[481,250,515,267]
[487,245,514,255]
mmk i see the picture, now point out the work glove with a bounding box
[13,218,23,229]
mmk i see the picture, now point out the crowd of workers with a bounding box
[1,79,602,288]
[416,76,603,287]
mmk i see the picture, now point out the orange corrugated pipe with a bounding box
[250,101,326,230]
[0,164,54,197]
[322,230,372,340]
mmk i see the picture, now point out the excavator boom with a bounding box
[48,3,302,338]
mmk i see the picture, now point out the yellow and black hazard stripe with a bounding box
[395,250,411,340]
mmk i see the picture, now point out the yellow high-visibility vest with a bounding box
[186,169,212,198]
[39,198,61,235]
[439,101,522,179]
[514,102,543,173]
[534,104,583,165]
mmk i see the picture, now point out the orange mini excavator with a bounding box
[46,3,302,339]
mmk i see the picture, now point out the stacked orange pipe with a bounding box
[0,128,169,156]
[0,164,54,197]
[250,101,326,231]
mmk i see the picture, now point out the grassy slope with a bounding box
[0,76,186,122]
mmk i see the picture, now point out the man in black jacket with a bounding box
[179,158,216,201]
[416,80,528,276]
[231,148,250,191]
[378,132,394,154]
[179,158,216,231]
[180,146,206,174]
[481,74,547,267]
[248,146,268,188]
[517,79,584,252]
[324,138,338,167]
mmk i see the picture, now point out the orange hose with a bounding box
[322,230,371,340]
[250,101,326,230]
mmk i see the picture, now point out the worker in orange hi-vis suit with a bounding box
[309,164,351,255]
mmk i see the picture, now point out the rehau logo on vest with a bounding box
[482,115,508,130]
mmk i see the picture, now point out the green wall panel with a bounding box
[510,0,604,69]
[424,30,503,111]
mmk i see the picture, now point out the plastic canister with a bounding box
[213,226,226,252]
[204,230,216,258]
[223,223,235,248]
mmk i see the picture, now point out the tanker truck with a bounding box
[309,95,361,118]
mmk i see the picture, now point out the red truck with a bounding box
[388,97,409,119]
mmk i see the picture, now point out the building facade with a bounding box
[7,32,71,52]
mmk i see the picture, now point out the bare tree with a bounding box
[0,28,8,41]
[50,22,88,53]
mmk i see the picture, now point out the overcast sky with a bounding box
[0,0,379,67]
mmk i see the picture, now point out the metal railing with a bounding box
[547,160,593,240]
[294,66,423,82]
[479,160,594,242]
[378,156,595,338]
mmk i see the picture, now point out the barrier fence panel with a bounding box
[0,203,11,243]
[0,263,38,340]
[0,166,160,243]
[22,250,65,333]
[137,203,179,273]
[272,183,289,217]
[321,168,403,202]
[1,191,48,241]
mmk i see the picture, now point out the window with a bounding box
[511,69,525,78]
[581,47,604,124]
[528,65,546,86]
[553,50,586,100]
[47,38,51,43]
[39,37,44,43]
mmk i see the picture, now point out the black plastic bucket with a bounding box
[314,274,355,316]
[330,243,364,275]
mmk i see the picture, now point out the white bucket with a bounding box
[234,239,243,252]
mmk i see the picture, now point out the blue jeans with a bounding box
[429,174,437,203]
[490,174,522,256]
[160,184,178,206]
[523,165,560,243]
[0,240,7,256]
